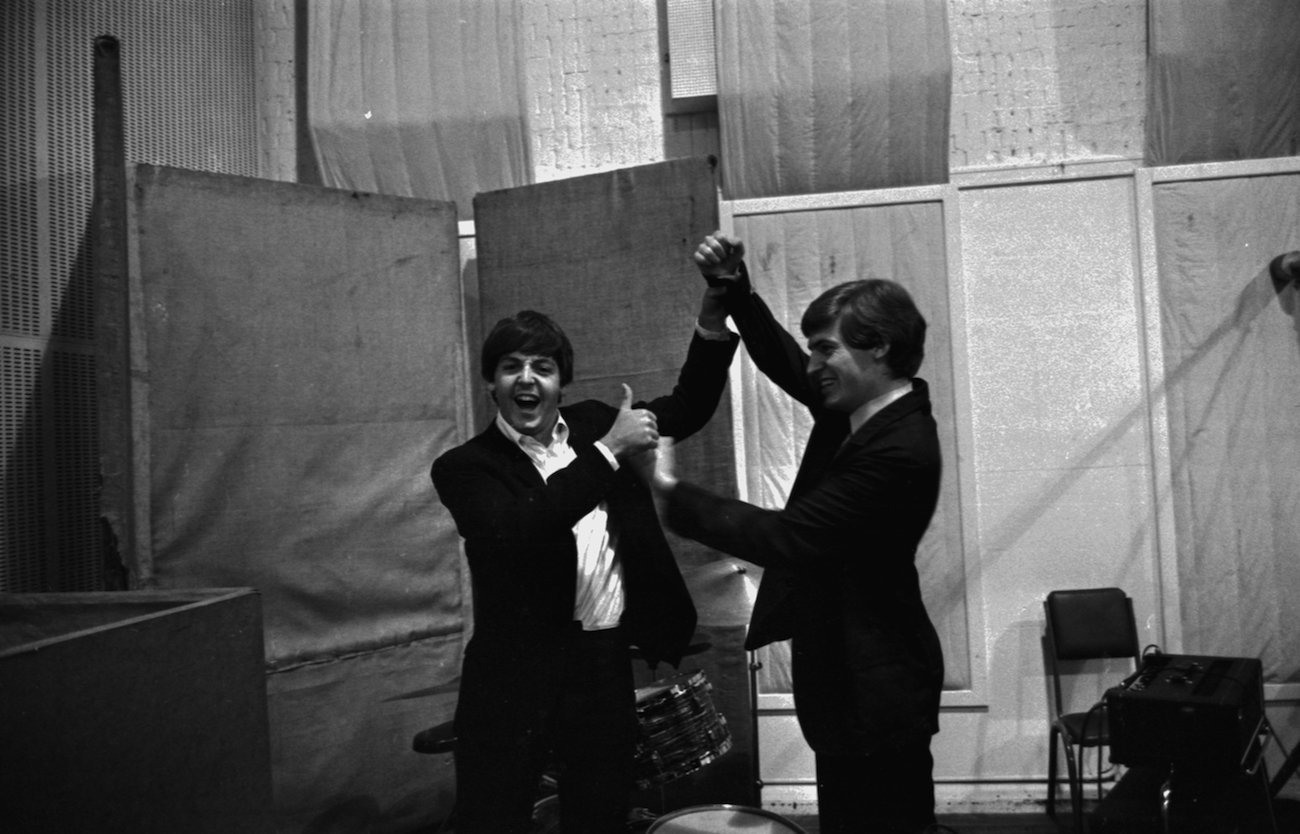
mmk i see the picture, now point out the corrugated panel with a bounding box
[0,0,258,591]
[0,346,47,591]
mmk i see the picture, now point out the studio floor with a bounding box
[783,811,1063,833]
[410,792,1300,833]
[413,801,1300,833]
[782,802,1300,833]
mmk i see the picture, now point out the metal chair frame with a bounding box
[1043,587,1141,832]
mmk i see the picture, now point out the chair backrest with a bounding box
[1045,587,1140,662]
[1044,587,1141,716]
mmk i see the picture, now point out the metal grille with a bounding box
[665,0,717,100]
[1,0,258,591]
[1,347,47,591]
[1,2,40,338]
[52,350,100,590]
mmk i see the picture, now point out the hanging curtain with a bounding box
[1153,172,1300,685]
[715,0,951,200]
[308,0,532,217]
[1147,0,1300,166]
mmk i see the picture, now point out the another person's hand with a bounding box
[694,232,745,283]
[650,436,677,493]
[600,384,659,458]
[629,437,678,493]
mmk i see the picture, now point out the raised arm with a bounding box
[694,232,819,409]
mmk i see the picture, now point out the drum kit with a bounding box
[525,667,806,834]
[414,560,805,832]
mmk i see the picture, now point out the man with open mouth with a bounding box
[430,241,739,834]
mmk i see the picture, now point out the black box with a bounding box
[1106,654,1264,771]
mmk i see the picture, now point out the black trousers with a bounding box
[815,737,937,834]
[453,626,637,834]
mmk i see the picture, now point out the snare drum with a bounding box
[632,670,732,789]
[647,804,809,833]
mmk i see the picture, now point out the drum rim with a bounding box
[634,669,707,701]
[645,803,809,834]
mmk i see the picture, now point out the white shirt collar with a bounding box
[495,410,568,453]
[849,381,912,434]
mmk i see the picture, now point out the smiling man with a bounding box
[430,273,738,833]
[646,232,947,834]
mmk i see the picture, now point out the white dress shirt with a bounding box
[495,412,625,630]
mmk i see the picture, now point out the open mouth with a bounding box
[513,392,541,410]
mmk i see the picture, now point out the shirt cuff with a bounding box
[594,440,620,469]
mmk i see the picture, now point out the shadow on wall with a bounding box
[937,255,1300,619]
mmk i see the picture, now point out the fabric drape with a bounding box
[715,0,951,199]
[1153,173,1300,685]
[308,0,531,217]
[1147,0,1300,166]
[128,166,468,830]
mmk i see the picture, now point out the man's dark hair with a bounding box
[800,279,927,379]
[480,310,575,386]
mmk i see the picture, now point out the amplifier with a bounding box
[1105,653,1264,770]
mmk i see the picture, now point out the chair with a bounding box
[1043,587,1141,831]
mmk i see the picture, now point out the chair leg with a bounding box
[1047,726,1060,818]
[1062,743,1085,833]
[1094,745,1105,806]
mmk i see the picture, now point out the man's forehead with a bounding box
[499,351,556,363]
[805,322,842,347]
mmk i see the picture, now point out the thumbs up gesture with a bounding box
[600,384,660,459]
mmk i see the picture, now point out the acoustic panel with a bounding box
[1,589,275,834]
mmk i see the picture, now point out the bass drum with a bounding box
[647,804,809,834]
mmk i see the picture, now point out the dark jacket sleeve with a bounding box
[719,264,820,410]
[636,330,739,441]
[431,437,616,547]
[665,433,935,574]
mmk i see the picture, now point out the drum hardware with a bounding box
[646,803,808,833]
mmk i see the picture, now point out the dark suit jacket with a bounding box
[431,332,738,733]
[664,283,944,755]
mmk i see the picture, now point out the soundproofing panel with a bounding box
[1,589,274,833]
[2,0,259,593]
[1152,170,1300,686]
[121,165,467,831]
[665,0,718,101]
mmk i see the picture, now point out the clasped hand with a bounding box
[602,384,677,492]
